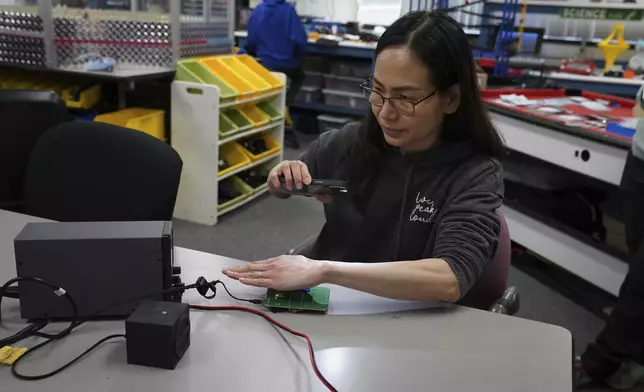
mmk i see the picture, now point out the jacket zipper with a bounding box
[393,164,414,259]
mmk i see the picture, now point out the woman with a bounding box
[224,11,505,303]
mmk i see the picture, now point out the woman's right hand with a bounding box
[267,160,332,203]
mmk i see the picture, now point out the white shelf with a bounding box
[171,75,286,226]
[218,152,281,181]
[218,187,269,217]
[218,122,282,146]
[502,205,627,296]
[220,90,283,109]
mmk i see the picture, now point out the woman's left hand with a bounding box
[222,255,327,291]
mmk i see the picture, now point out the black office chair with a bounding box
[288,211,520,315]
[24,121,183,222]
[0,90,74,211]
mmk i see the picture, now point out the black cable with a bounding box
[3,275,255,381]
[212,280,262,305]
[10,334,125,381]
[443,0,487,12]
[458,9,504,19]
[1,277,78,347]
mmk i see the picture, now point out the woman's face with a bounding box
[371,46,460,152]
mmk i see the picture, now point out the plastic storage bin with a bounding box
[324,74,363,93]
[222,108,253,132]
[330,61,353,76]
[235,54,285,93]
[330,61,371,78]
[303,72,324,88]
[218,142,252,177]
[296,86,322,103]
[257,102,283,122]
[219,112,239,139]
[94,108,165,140]
[239,134,281,161]
[175,59,238,103]
[240,106,270,127]
[317,114,354,134]
[199,57,255,100]
[351,62,372,79]
[63,84,102,110]
[217,176,254,211]
[323,89,370,112]
[217,56,272,95]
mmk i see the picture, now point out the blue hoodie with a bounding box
[246,0,307,70]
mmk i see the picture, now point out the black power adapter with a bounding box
[125,301,191,370]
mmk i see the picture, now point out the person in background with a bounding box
[577,86,644,389]
[245,0,307,148]
[224,12,505,306]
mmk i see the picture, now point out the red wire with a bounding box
[189,305,337,392]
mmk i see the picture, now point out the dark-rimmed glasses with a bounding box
[359,77,438,116]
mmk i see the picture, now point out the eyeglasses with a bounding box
[360,78,438,116]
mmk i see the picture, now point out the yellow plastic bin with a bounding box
[94,108,165,141]
[217,56,272,95]
[257,102,283,122]
[63,84,102,110]
[200,57,255,101]
[218,142,252,177]
[236,54,285,93]
[222,108,253,132]
[239,134,281,161]
[218,176,254,211]
[175,59,238,103]
[240,105,270,128]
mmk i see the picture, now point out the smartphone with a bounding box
[279,176,348,195]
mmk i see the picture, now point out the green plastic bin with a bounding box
[175,59,237,103]
[223,108,253,132]
[219,113,239,139]
[218,176,253,211]
[257,102,283,122]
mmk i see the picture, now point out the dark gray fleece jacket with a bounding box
[301,122,504,296]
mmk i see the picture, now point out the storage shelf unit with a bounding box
[171,73,286,226]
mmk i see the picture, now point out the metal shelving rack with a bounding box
[0,0,235,75]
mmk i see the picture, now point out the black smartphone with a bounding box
[279,176,348,195]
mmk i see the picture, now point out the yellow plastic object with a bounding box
[200,56,255,100]
[217,176,254,211]
[175,59,238,103]
[239,105,270,127]
[218,142,252,177]
[239,134,281,161]
[235,54,285,93]
[217,55,272,95]
[63,84,102,110]
[598,24,630,72]
[94,108,165,141]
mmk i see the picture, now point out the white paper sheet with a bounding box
[322,284,446,315]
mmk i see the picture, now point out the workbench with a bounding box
[485,88,635,296]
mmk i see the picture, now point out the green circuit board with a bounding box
[263,287,331,314]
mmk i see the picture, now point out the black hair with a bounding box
[348,11,504,208]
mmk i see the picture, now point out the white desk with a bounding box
[0,209,573,392]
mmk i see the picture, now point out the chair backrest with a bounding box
[458,211,511,310]
[24,121,183,222]
[0,90,73,208]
